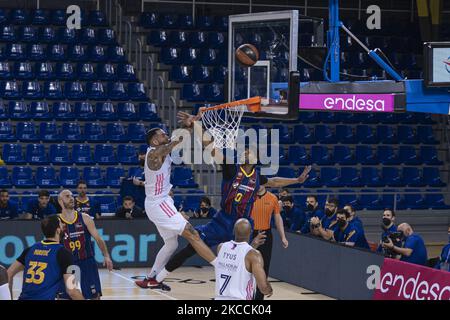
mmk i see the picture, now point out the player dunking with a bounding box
[145,112,311,289]
[135,128,217,290]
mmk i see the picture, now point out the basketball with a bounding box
[235,44,260,67]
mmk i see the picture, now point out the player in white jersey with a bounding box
[215,219,273,300]
[135,128,217,290]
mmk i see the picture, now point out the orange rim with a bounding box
[199,96,261,113]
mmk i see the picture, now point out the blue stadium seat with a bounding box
[128,123,146,142]
[78,63,96,80]
[108,46,126,62]
[183,194,204,212]
[16,122,38,141]
[60,167,80,188]
[147,30,168,46]
[417,126,438,144]
[50,9,66,25]
[65,81,86,100]
[356,125,377,144]
[117,144,138,164]
[23,80,43,99]
[68,44,88,61]
[355,145,378,165]
[39,122,60,142]
[44,81,63,99]
[179,15,194,29]
[36,62,55,80]
[214,16,228,31]
[403,167,424,187]
[85,122,106,142]
[20,26,38,42]
[106,123,127,142]
[303,168,321,188]
[212,66,227,82]
[0,121,14,141]
[318,111,339,123]
[94,144,116,164]
[200,49,219,66]
[128,167,143,178]
[89,10,107,26]
[31,9,50,25]
[0,62,12,79]
[117,103,137,121]
[14,61,34,79]
[315,125,336,144]
[0,102,8,120]
[161,14,178,29]
[334,146,356,165]
[197,16,214,30]
[320,167,342,187]
[108,82,128,100]
[49,144,71,164]
[139,102,158,121]
[336,125,356,143]
[161,47,181,65]
[208,32,226,48]
[74,102,94,120]
[171,65,193,83]
[170,30,188,47]
[415,113,435,124]
[423,167,445,187]
[338,190,359,209]
[61,122,83,142]
[140,12,159,28]
[205,83,224,102]
[420,146,442,165]
[273,124,293,144]
[361,167,383,187]
[1,25,16,42]
[359,189,383,210]
[10,9,27,24]
[36,167,59,188]
[380,189,398,209]
[99,28,116,45]
[105,167,125,188]
[424,190,450,209]
[382,167,403,187]
[293,125,315,143]
[182,83,204,101]
[311,146,333,165]
[90,45,107,62]
[83,167,105,188]
[98,63,117,81]
[48,44,66,61]
[73,144,93,165]
[128,82,147,101]
[30,101,51,120]
[404,189,427,210]
[8,101,29,119]
[171,167,198,188]
[398,125,418,144]
[181,48,200,65]
[79,28,96,44]
[12,166,34,188]
[376,125,397,144]
[86,82,107,100]
[40,26,56,43]
[118,64,137,81]
[0,9,7,25]
[399,146,421,165]
[287,146,310,165]
[96,102,118,121]
[59,27,77,44]
[56,62,75,79]
[0,167,11,188]
[377,146,400,165]
[2,144,25,164]
[7,43,26,61]
[53,102,75,120]
[2,81,21,99]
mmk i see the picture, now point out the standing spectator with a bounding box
[310,198,339,240]
[250,185,288,300]
[23,190,57,220]
[382,223,428,266]
[280,196,305,232]
[0,189,18,220]
[377,209,397,253]
[301,195,324,234]
[344,204,370,250]
[115,196,145,219]
[75,180,101,219]
[193,197,216,218]
[333,209,370,249]
[434,227,449,272]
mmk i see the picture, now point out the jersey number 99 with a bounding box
[234,193,243,203]
[69,240,82,252]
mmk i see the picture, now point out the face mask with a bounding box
[306,204,314,211]
[337,219,347,228]
[201,207,209,213]
[382,218,391,227]
[325,208,334,217]
[283,206,291,212]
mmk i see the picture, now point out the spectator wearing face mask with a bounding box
[23,190,57,220]
[333,209,370,249]
[300,195,324,234]
[310,198,339,240]
[434,227,450,272]
[343,204,370,250]
[277,188,291,211]
[115,196,145,219]
[280,196,305,232]
[377,209,397,253]
[194,197,216,219]
[382,223,428,266]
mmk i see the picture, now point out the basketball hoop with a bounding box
[199,97,261,149]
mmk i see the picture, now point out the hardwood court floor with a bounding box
[12,267,333,300]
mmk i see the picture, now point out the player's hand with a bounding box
[251,231,267,249]
[104,256,114,271]
[132,176,142,186]
[310,217,320,225]
[266,285,273,298]
[177,111,201,128]
[281,237,289,249]
[297,165,311,184]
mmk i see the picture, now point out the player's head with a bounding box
[38,190,51,208]
[58,189,75,211]
[146,128,169,146]
[41,215,63,241]
[76,180,88,198]
[239,147,258,165]
[325,198,339,217]
[0,189,8,206]
[343,204,355,220]
[233,218,252,242]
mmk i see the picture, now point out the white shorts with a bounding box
[145,197,187,240]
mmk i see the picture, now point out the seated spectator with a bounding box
[377,208,398,253]
[115,196,145,219]
[382,223,428,266]
[333,209,370,249]
[301,195,324,234]
[277,188,291,211]
[310,198,339,240]
[23,190,57,220]
[193,196,216,218]
[120,155,146,209]
[75,180,101,219]
[344,204,370,250]
[434,227,449,272]
[281,196,305,232]
[0,189,18,220]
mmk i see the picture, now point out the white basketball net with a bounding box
[200,104,247,149]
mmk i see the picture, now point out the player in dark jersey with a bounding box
[7,215,84,300]
[58,189,113,299]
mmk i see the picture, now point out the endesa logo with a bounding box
[323,95,386,111]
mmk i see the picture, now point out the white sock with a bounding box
[210,258,217,267]
[148,236,178,279]
[0,284,11,300]
[155,268,170,283]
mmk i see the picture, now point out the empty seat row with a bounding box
[140,13,227,31]
[0,80,147,100]
[0,9,107,27]
[161,47,227,66]
[148,30,226,48]
[340,51,421,70]
[0,121,164,143]
[0,165,197,188]
[170,65,227,83]
[0,101,158,121]
[182,83,224,102]
[277,145,442,166]
[0,43,126,62]
[0,62,136,81]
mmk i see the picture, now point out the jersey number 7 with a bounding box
[219,274,232,295]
